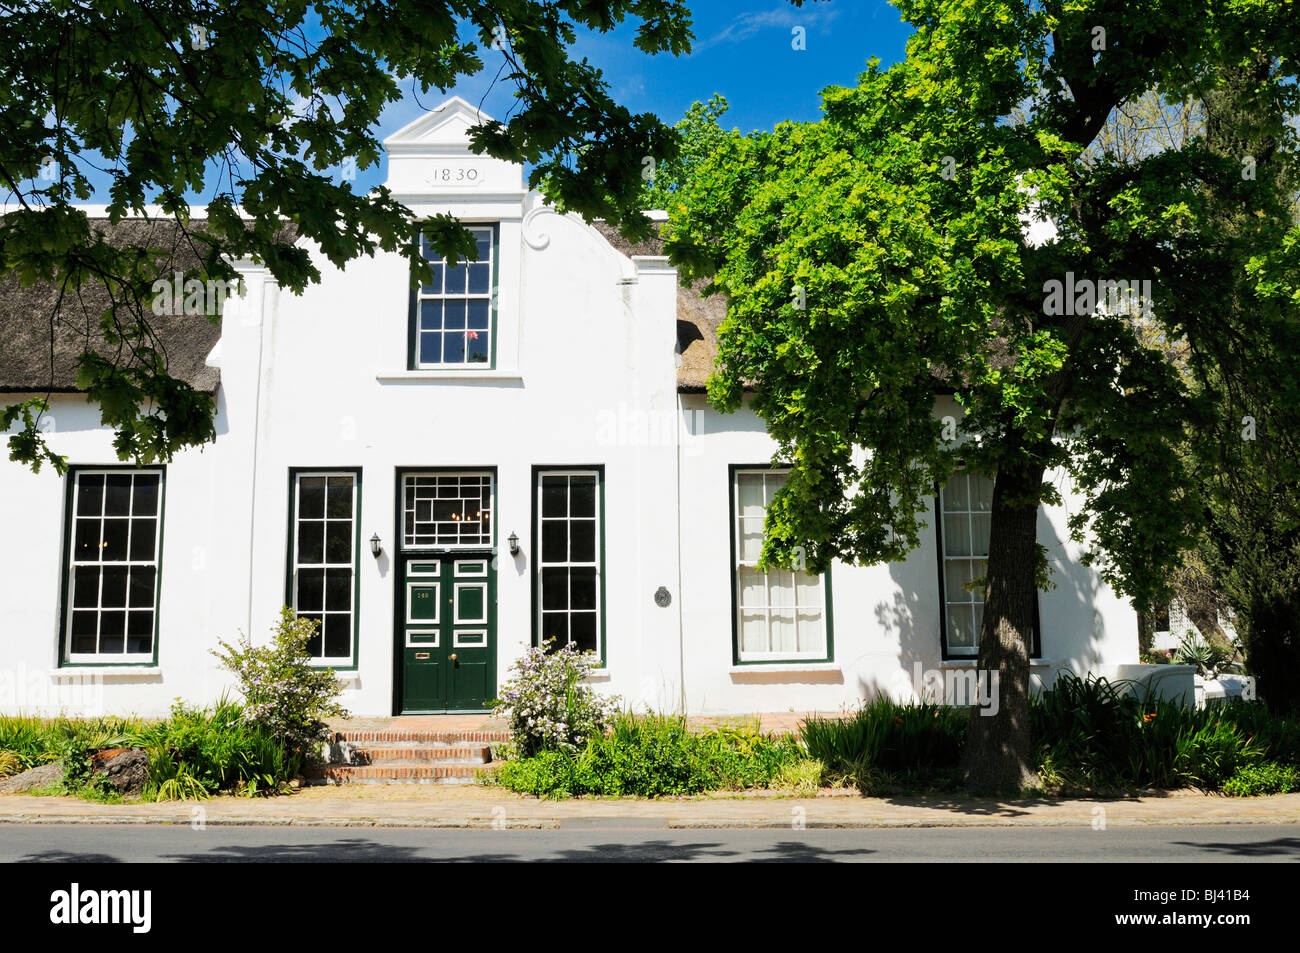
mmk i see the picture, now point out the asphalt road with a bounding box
[0,822,1297,862]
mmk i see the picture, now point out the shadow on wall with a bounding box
[844,496,1109,704]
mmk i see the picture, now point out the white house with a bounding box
[0,97,1146,718]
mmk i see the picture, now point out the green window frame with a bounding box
[409,224,498,370]
[60,466,165,666]
[532,467,606,662]
[729,466,833,664]
[286,469,362,667]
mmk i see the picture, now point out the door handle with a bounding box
[449,653,458,662]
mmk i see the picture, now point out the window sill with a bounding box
[938,659,1056,669]
[51,667,161,679]
[729,662,840,675]
[582,669,612,682]
[376,370,523,382]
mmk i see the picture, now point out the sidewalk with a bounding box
[3,786,1298,829]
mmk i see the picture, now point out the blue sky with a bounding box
[359,1,914,192]
[389,1,914,136]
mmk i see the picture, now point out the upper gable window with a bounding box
[410,225,497,369]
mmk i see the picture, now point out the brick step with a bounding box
[333,729,510,745]
[342,744,491,765]
[304,762,503,785]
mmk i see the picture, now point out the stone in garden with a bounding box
[93,748,149,796]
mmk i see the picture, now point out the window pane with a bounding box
[467,299,490,330]
[420,299,443,330]
[421,263,443,295]
[945,560,975,604]
[739,518,764,562]
[468,262,490,294]
[467,329,489,363]
[299,477,326,519]
[323,614,351,658]
[98,611,126,654]
[737,568,765,608]
[129,566,156,608]
[570,520,596,562]
[325,521,351,564]
[797,611,824,654]
[794,572,821,610]
[541,521,567,563]
[76,475,104,516]
[300,614,323,657]
[297,569,324,612]
[570,477,596,517]
[102,520,128,561]
[104,474,132,516]
[70,611,97,654]
[419,331,441,365]
[74,519,101,561]
[129,518,157,561]
[737,475,765,519]
[946,606,977,649]
[740,611,768,654]
[297,521,324,564]
[126,611,153,654]
[541,478,567,517]
[100,566,128,608]
[973,475,995,511]
[969,513,991,555]
[445,262,467,294]
[72,566,99,608]
[570,613,598,653]
[132,475,160,516]
[324,568,352,611]
[943,515,970,557]
[541,567,569,610]
[943,474,969,510]
[326,477,353,518]
[442,332,465,363]
[444,299,466,329]
[541,611,568,645]
[771,610,797,654]
[474,230,492,261]
[570,568,597,611]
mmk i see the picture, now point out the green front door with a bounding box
[399,555,496,712]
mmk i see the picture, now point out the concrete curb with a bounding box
[0,812,1296,829]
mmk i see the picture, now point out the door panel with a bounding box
[398,554,495,712]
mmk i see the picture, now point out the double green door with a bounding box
[399,555,495,712]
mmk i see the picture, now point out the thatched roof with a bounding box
[591,221,725,393]
[0,218,241,394]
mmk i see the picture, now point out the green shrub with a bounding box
[800,697,966,778]
[493,712,802,799]
[127,697,291,799]
[213,607,348,765]
[492,640,618,758]
[0,750,23,778]
[1221,762,1300,797]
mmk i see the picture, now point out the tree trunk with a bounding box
[962,459,1043,794]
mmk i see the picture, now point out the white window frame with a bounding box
[63,468,164,665]
[732,468,828,663]
[535,469,604,660]
[412,225,496,370]
[401,471,495,550]
[938,469,992,659]
[290,470,359,667]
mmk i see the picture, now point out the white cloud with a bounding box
[692,5,841,53]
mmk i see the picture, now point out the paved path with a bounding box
[3,786,1299,829]
[3,823,1296,862]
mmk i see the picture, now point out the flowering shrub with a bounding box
[212,608,348,766]
[493,640,618,757]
